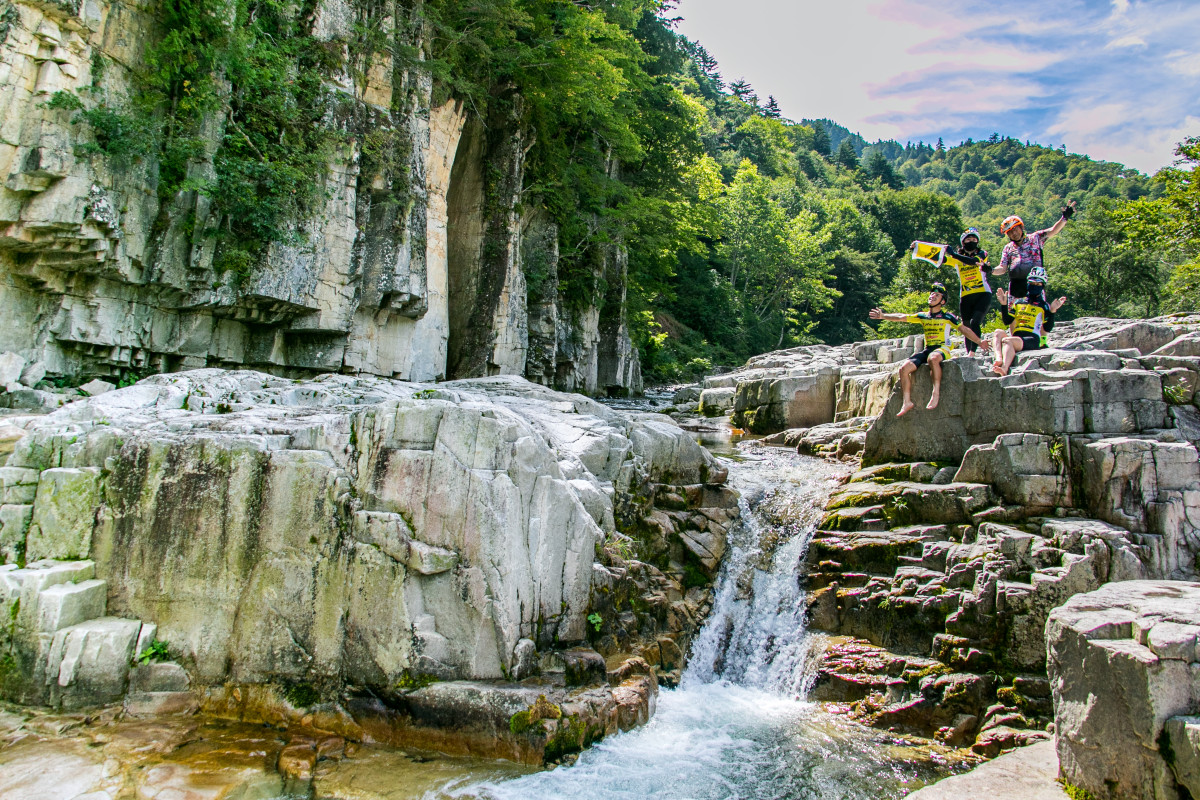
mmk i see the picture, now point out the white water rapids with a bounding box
[445,443,957,800]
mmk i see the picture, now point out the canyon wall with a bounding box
[0,0,641,394]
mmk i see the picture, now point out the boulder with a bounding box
[1048,581,1200,800]
[0,353,26,388]
[25,468,102,562]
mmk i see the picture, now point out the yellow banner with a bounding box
[911,241,946,267]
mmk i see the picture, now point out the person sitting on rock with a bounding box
[993,201,1075,302]
[990,267,1067,376]
[909,228,992,354]
[869,283,988,417]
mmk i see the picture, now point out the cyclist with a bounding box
[990,267,1067,376]
[909,228,991,354]
[993,201,1076,302]
[869,282,988,416]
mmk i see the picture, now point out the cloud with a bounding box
[674,0,1200,173]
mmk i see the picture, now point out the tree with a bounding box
[1055,198,1161,316]
[729,78,753,101]
[810,123,831,157]
[764,95,781,119]
[835,139,859,171]
[717,161,836,343]
[865,151,903,189]
[865,187,963,260]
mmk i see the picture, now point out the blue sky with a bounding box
[673,0,1200,174]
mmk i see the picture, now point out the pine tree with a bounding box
[866,152,903,189]
[811,124,831,157]
[764,95,782,119]
[729,79,752,101]
[936,137,945,151]
[835,140,859,171]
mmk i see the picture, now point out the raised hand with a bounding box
[869,308,884,320]
[1050,296,1068,312]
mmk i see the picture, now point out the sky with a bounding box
[673,0,1200,174]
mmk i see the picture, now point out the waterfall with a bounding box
[456,445,958,800]
[683,445,844,696]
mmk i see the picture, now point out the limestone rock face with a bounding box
[1048,581,1200,800]
[2,371,725,694]
[0,0,642,395]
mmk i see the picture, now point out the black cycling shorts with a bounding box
[908,344,952,367]
[1014,332,1041,351]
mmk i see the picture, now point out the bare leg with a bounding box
[927,352,944,409]
[990,330,1005,365]
[898,362,916,417]
[1003,336,1024,371]
[992,336,1024,376]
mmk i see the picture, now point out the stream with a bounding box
[0,412,965,799]
[450,436,961,800]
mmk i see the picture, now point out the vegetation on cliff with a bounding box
[55,0,1198,383]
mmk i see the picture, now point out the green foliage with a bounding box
[1058,781,1098,800]
[135,639,171,665]
[282,681,320,707]
[1054,198,1162,317]
[587,612,603,633]
[395,670,438,692]
[1164,384,1188,405]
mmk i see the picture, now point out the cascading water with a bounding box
[451,441,959,800]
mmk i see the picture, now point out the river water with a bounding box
[447,440,960,800]
[0,416,962,799]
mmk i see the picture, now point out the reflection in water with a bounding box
[449,443,959,800]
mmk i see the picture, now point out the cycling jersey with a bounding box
[903,310,961,348]
[911,242,991,297]
[999,230,1051,298]
[1001,299,1056,338]
[947,247,991,297]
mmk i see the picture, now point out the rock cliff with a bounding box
[687,312,1200,763]
[0,0,641,395]
[0,371,730,760]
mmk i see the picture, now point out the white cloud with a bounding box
[673,0,1200,172]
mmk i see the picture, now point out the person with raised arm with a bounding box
[909,227,992,355]
[989,267,1067,376]
[993,200,1076,302]
[869,283,989,417]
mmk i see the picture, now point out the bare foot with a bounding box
[926,392,940,410]
[991,364,1008,377]
[897,400,915,417]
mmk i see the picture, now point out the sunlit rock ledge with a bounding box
[0,371,737,762]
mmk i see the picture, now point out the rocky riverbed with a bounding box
[1,312,1199,798]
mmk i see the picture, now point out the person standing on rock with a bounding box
[909,227,992,354]
[868,283,989,417]
[990,267,1067,376]
[993,201,1076,302]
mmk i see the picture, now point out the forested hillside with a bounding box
[634,34,1199,381]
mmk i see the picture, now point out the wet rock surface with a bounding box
[0,705,533,799]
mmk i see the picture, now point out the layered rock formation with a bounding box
[687,313,1200,760]
[1048,582,1200,800]
[0,0,640,394]
[0,371,731,759]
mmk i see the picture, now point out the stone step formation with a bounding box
[660,312,1200,790]
[0,558,192,714]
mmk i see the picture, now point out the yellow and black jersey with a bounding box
[946,247,990,297]
[911,242,991,297]
[903,310,961,348]
[1001,300,1055,338]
